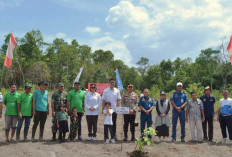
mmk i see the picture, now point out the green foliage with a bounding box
[135,127,157,152]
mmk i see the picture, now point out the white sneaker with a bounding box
[105,139,110,143]
[111,139,115,143]
[87,136,92,141]
[92,137,96,141]
[221,138,226,144]
[228,140,232,145]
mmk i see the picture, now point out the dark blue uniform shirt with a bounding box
[200,95,215,118]
[138,96,155,114]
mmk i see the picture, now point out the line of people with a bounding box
[0,80,232,144]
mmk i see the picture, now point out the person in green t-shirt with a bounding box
[3,83,20,143]
[67,81,85,141]
[16,85,33,142]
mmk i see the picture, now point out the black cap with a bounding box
[25,85,32,89]
[38,81,48,86]
[74,81,81,85]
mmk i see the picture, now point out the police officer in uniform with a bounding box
[51,83,67,141]
[171,82,188,142]
[121,84,139,141]
[138,89,155,138]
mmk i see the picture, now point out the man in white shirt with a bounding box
[102,78,121,139]
[217,89,232,144]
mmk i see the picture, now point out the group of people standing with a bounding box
[0,79,232,144]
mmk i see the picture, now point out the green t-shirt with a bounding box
[56,111,69,121]
[17,92,33,116]
[4,92,21,116]
[67,90,85,112]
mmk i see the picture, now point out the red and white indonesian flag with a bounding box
[227,35,232,61]
[4,33,17,68]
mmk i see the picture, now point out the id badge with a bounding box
[181,99,184,103]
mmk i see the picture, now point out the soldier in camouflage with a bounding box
[51,83,68,141]
[121,84,139,141]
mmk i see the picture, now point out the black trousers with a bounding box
[219,115,232,140]
[112,112,117,138]
[77,112,83,136]
[86,115,98,137]
[123,114,136,135]
[32,111,47,138]
[104,125,114,140]
[202,117,213,141]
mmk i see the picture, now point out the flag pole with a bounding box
[14,47,25,87]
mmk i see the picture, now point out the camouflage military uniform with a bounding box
[69,113,79,140]
[121,91,139,140]
[51,91,67,138]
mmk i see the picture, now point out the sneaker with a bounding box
[111,139,116,143]
[181,139,185,142]
[78,136,83,141]
[171,138,176,142]
[228,140,232,145]
[198,140,203,143]
[221,138,226,144]
[131,137,136,141]
[123,138,127,141]
[105,139,110,143]
[51,137,56,141]
[31,137,35,142]
[157,137,161,143]
[92,137,96,141]
[87,137,92,141]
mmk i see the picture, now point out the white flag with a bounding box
[73,67,84,85]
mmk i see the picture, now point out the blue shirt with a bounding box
[171,91,188,112]
[138,96,155,115]
[200,95,215,118]
[219,98,232,115]
[33,89,49,112]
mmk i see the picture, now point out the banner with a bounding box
[88,83,110,95]
[115,69,123,91]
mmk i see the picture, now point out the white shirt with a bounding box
[219,98,232,115]
[102,87,121,112]
[85,92,102,115]
[103,109,113,125]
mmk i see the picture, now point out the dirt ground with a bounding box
[0,105,232,157]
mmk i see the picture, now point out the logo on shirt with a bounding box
[149,98,152,102]
[142,98,145,101]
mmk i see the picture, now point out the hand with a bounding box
[57,125,59,129]
[145,110,150,115]
[47,110,49,116]
[185,117,188,123]
[52,112,56,118]
[18,113,22,119]
[82,111,85,116]
[33,110,36,116]
[68,110,71,116]
[129,109,134,115]
[202,117,205,122]
[176,107,182,113]
[90,108,95,111]
[161,114,166,118]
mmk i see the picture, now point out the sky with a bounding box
[0,0,232,66]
